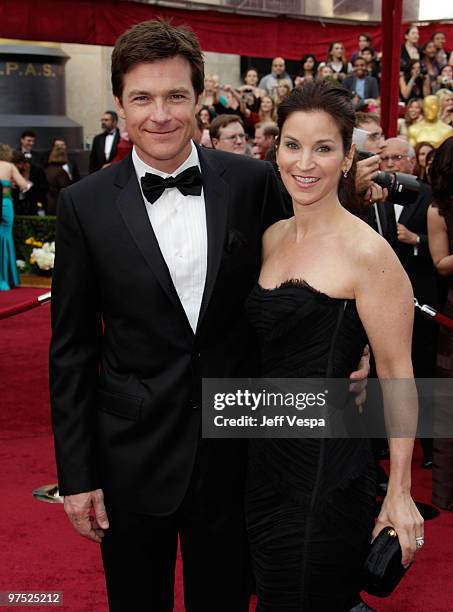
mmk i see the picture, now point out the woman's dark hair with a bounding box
[276,80,361,215]
[404,25,418,36]
[403,59,421,83]
[420,40,437,61]
[431,136,453,215]
[245,66,259,77]
[300,54,318,75]
[413,141,434,181]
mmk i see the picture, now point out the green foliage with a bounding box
[14,215,56,264]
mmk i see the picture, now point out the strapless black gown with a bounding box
[245,280,376,612]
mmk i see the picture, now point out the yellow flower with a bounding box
[30,257,36,264]
[34,241,43,247]
[25,237,34,245]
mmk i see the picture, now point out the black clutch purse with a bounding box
[362,526,411,597]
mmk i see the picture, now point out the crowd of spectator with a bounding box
[2,26,453,217]
[193,28,452,161]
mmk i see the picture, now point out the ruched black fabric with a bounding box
[245,280,376,611]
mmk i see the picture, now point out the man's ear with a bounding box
[114,96,126,122]
[195,94,202,115]
[211,138,218,149]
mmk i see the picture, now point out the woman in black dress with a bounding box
[245,81,423,611]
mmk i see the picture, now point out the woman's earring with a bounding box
[343,170,349,178]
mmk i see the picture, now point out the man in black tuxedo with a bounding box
[50,20,284,612]
[88,111,120,173]
[18,129,43,167]
[380,137,439,466]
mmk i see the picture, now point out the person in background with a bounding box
[296,54,318,85]
[436,65,453,93]
[427,136,453,511]
[47,138,80,183]
[351,32,373,63]
[88,110,120,173]
[400,25,420,70]
[316,64,335,82]
[398,97,424,137]
[380,137,439,469]
[18,130,42,167]
[413,141,434,183]
[253,121,278,160]
[273,79,292,107]
[209,114,248,155]
[0,143,30,290]
[437,88,453,126]
[326,41,351,81]
[110,128,133,163]
[45,146,71,215]
[198,107,212,130]
[421,40,442,94]
[243,67,264,99]
[343,56,379,106]
[425,148,436,185]
[432,31,449,68]
[11,151,47,215]
[198,73,219,110]
[213,84,248,124]
[400,60,431,103]
[246,94,277,132]
[258,57,293,96]
[361,46,381,81]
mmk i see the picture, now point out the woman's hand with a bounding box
[373,491,424,567]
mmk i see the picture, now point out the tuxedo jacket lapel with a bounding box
[398,199,418,227]
[196,145,229,331]
[113,156,191,329]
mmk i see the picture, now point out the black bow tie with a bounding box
[141,166,202,204]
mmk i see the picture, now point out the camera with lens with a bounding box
[357,150,420,205]
[419,64,428,77]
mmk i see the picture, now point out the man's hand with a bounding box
[356,155,380,194]
[363,182,388,206]
[349,344,371,410]
[397,223,419,245]
[64,488,109,544]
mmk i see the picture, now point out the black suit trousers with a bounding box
[100,438,250,612]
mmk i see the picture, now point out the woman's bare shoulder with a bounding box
[345,213,396,264]
[262,218,293,254]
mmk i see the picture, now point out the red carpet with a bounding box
[1,287,452,611]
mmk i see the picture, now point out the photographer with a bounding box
[354,112,387,217]
[436,65,453,94]
[380,138,440,468]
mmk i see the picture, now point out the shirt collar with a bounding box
[132,140,200,180]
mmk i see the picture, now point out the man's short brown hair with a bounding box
[355,111,380,127]
[209,114,244,141]
[111,19,204,100]
[255,122,279,138]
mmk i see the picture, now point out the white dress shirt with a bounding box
[132,142,207,333]
[104,132,116,160]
